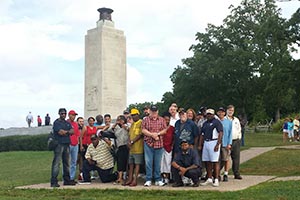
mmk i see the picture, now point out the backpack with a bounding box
[47,131,58,151]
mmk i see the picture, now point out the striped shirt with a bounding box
[85,140,114,170]
[142,116,166,149]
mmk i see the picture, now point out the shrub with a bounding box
[0,134,48,152]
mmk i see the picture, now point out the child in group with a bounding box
[161,112,175,184]
[287,118,294,142]
[282,118,289,142]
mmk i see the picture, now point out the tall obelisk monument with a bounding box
[85,8,126,119]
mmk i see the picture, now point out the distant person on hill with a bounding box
[287,118,294,142]
[282,118,289,143]
[45,113,51,126]
[293,116,299,141]
[26,112,33,127]
[37,115,42,127]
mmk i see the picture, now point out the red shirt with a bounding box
[68,120,80,146]
[142,116,166,149]
[163,126,175,153]
[83,126,97,145]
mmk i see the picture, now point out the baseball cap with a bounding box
[178,108,186,114]
[218,107,226,112]
[206,108,215,115]
[130,108,140,115]
[58,108,67,114]
[123,110,130,115]
[150,105,158,111]
[68,110,78,115]
[180,139,188,144]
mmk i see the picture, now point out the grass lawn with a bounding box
[0,132,300,199]
[242,131,297,149]
[241,148,300,177]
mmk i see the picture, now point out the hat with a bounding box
[178,108,186,114]
[130,108,140,115]
[123,110,130,114]
[180,139,188,144]
[91,134,98,140]
[150,105,158,111]
[58,108,67,114]
[197,110,202,115]
[218,107,226,112]
[68,110,78,115]
[206,108,215,115]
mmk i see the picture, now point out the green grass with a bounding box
[0,137,300,199]
[242,132,297,148]
[241,148,300,177]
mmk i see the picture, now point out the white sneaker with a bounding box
[144,181,152,187]
[164,178,169,184]
[155,180,166,186]
[78,181,91,185]
[200,178,213,186]
[212,179,219,187]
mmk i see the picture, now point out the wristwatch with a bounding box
[130,140,134,144]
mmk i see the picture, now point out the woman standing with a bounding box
[108,115,129,184]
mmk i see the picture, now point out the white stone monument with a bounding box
[84,8,126,119]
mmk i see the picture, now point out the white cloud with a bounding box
[0,0,299,128]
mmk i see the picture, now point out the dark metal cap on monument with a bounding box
[97,7,114,21]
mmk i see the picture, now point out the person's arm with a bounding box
[198,134,204,151]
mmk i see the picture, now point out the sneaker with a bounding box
[212,179,219,187]
[200,179,213,186]
[63,181,76,186]
[164,178,169,184]
[155,180,166,186]
[144,181,152,187]
[78,173,83,181]
[192,182,199,187]
[50,183,60,188]
[78,181,91,185]
[223,175,228,182]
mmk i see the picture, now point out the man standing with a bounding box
[226,105,242,180]
[199,108,223,187]
[142,105,167,187]
[26,112,33,127]
[79,134,117,184]
[171,140,201,187]
[174,108,199,154]
[217,107,232,182]
[50,108,75,187]
[67,110,80,183]
[126,108,144,186]
[37,115,42,127]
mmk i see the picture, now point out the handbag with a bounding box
[47,131,58,151]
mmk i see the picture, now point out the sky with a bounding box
[0,0,299,128]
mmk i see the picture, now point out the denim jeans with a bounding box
[50,143,70,184]
[144,143,163,182]
[69,145,78,180]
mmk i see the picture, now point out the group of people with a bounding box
[50,103,243,188]
[26,112,51,127]
[282,116,300,142]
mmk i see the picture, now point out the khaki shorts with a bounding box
[221,147,231,161]
[128,153,144,165]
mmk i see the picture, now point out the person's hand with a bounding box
[88,159,96,165]
[179,167,187,176]
[198,145,203,151]
[214,144,220,152]
[226,144,231,150]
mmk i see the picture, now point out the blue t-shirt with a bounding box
[220,118,232,147]
[174,119,199,153]
[53,118,72,144]
[201,118,223,140]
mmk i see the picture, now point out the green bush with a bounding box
[272,118,285,132]
[0,134,48,152]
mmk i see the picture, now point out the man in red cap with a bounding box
[67,110,80,183]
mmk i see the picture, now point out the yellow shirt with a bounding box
[129,119,144,154]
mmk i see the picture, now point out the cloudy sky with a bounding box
[0,0,299,128]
